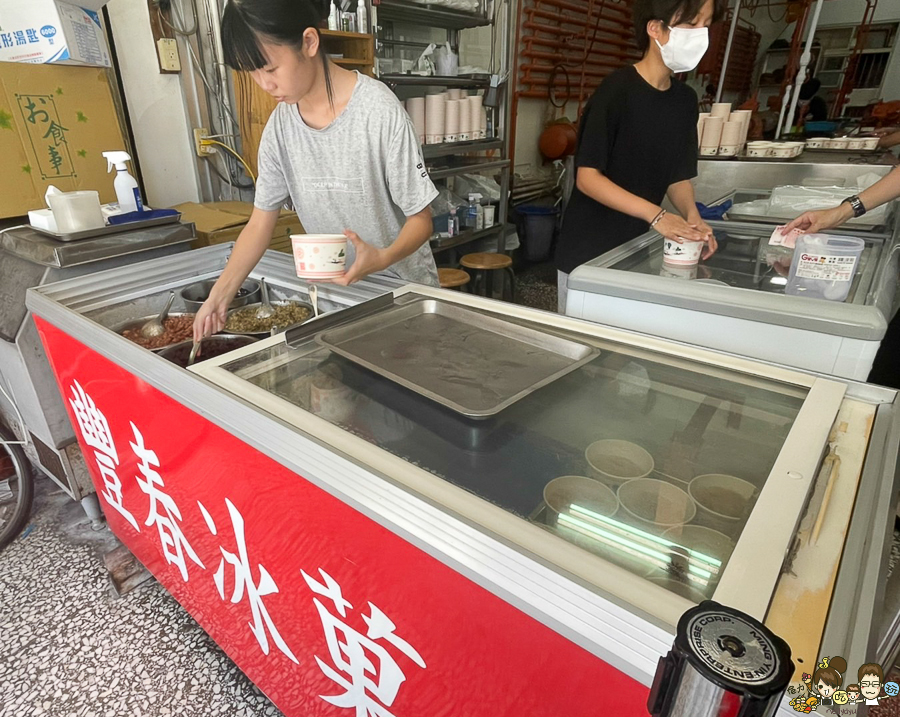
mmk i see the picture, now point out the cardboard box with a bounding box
[0,62,126,218]
[0,0,111,67]
[171,201,305,254]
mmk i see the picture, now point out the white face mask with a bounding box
[656,26,709,73]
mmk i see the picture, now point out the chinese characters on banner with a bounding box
[69,381,425,717]
[16,94,74,179]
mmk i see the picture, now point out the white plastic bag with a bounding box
[769,185,891,225]
[434,42,458,77]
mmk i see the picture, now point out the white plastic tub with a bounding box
[786,233,865,302]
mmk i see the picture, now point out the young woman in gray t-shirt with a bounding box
[194,0,439,341]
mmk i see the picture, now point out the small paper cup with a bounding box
[805,138,825,149]
[663,238,704,266]
[771,144,793,158]
[543,476,618,528]
[861,137,880,150]
[585,439,654,485]
[291,234,347,280]
[717,145,739,157]
[310,366,355,423]
[688,474,757,536]
[617,478,696,534]
[746,142,772,157]
[700,146,719,156]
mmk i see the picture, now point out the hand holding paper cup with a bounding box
[291,234,348,280]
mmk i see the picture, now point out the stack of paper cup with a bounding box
[697,112,710,148]
[700,116,723,156]
[480,107,488,139]
[718,120,744,156]
[730,110,752,147]
[458,95,473,141]
[710,102,732,120]
[448,89,464,100]
[406,97,426,144]
[425,94,446,144]
[444,99,460,143]
[467,95,484,140]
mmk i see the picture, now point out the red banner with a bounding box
[36,317,649,717]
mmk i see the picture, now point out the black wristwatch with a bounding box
[842,195,867,218]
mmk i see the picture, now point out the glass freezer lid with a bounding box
[219,311,808,605]
[608,224,882,305]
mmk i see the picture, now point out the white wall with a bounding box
[106,0,202,208]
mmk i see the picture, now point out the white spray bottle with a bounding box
[102,151,143,214]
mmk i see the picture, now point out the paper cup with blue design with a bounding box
[291,234,347,280]
[663,237,704,267]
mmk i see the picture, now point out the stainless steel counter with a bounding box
[0,222,194,268]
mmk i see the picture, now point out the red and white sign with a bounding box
[36,317,650,716]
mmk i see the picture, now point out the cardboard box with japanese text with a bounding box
[0,0,110,67]
[0,62,126,218]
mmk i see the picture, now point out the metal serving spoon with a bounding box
[255,278,276,320]
[140,292,175,339]
[187,338,203,367]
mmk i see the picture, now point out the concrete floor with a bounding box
[0,475,284,717]
[4,469,900,717]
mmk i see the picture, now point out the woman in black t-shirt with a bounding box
[556,0,725,312]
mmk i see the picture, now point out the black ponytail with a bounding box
[222,0,334,106]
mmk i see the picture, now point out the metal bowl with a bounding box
[224,300,315,336]
[158,334,259,368]
[179,279,260,313]
[112,313,195,352]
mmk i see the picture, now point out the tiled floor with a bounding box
[0,476,283,717]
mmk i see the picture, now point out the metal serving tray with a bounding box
[30,213,180,242]
[316,298,600,418]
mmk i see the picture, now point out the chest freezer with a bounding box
[566,220,900,380]
[25,276,900,717]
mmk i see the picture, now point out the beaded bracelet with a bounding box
[650,209,667,228]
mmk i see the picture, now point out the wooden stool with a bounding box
[438,268,471,290]
[460,252,516,302]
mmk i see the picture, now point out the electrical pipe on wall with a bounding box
[779,0,824,138]
[714,0,742,103]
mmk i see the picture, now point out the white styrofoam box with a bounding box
[0,0,111,67]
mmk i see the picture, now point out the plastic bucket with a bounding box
[517,204,559,262]
[46,190,104,234]
[786,233,865,302]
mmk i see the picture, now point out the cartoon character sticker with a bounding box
[787,657,894,713]
[813,656,847,707]
[858,663,885,706]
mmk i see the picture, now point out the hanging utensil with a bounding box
[187,338,203,367]
[255,278,276,320]
[140,291,175,339]
[308,283,319,318]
